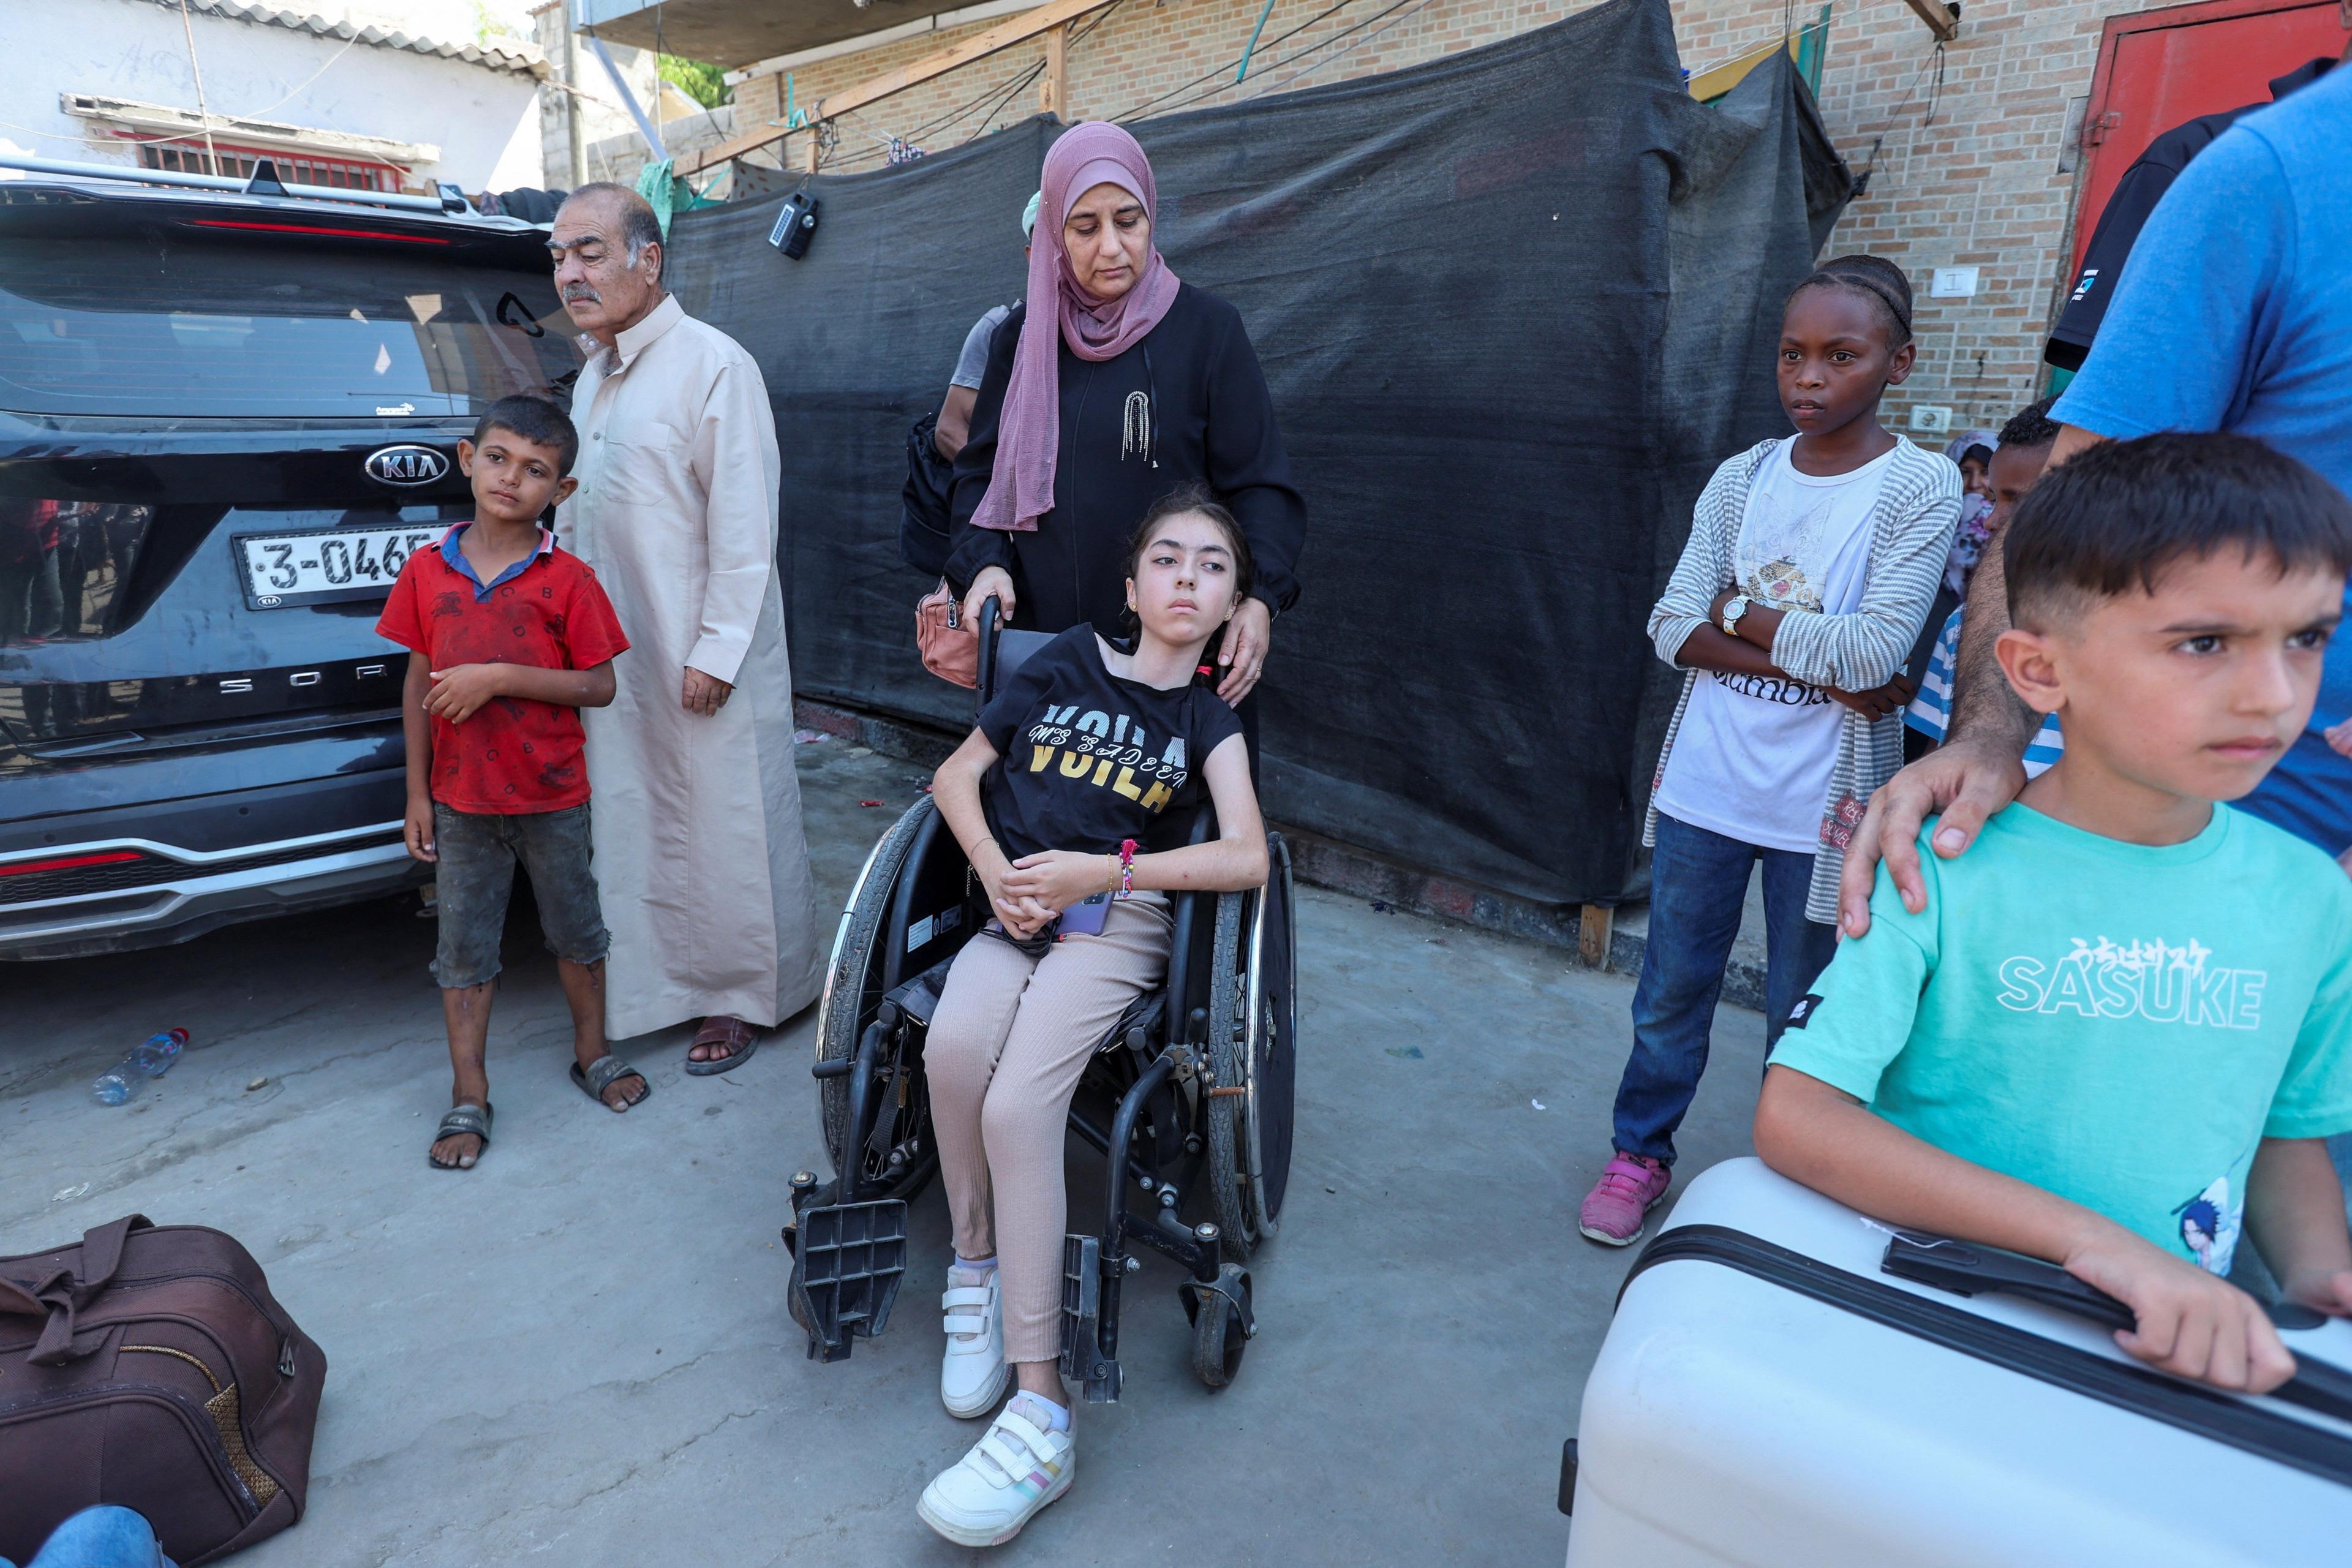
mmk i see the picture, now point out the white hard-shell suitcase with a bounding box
[1566,1159,2352,1567]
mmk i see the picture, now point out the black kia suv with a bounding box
[0,160,580,957]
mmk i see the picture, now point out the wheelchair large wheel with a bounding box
[1203,832,1298,1259]
[813,796,959,1205]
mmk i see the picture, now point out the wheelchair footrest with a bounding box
[789,1188,908,1363]
[1057,1234,1122,1404]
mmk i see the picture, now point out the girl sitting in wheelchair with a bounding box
[920,486,1269,1546]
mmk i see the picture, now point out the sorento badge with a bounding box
[364,445,450,486]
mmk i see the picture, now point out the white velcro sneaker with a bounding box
[940,1271,1008,1419]
[917,1400,1075,1547]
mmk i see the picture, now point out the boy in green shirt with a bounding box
[1758,431,2352,1395]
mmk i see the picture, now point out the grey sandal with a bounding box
[429,1102,492,1169]
[571,1054,649,1111]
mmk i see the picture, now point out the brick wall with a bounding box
[717,0,2165,429]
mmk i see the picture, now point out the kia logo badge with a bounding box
[364,445,450,487]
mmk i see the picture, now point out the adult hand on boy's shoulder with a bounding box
[424,663,510,723]
[1838,737,2027,938]
[2063,1227,2297,1394]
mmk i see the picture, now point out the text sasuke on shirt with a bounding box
[1770,804,2352,1276]
[976,627,1245,861]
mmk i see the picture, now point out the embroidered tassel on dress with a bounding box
[1121,390,1153,464]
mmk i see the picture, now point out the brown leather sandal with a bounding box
[684,1016,760,1076]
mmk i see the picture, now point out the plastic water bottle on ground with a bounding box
[90,1029,190,1105]
[130,1029,188,1077]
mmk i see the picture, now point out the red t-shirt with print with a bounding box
[375,526,629,814]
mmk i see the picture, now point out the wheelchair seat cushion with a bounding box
[1096,991,1163,1055]
[888,954,960,1028]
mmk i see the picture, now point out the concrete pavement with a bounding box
[0,739,1779,1566]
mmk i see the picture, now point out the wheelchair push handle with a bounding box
[973,592,1008,706]
[1882,1232,2352,1424]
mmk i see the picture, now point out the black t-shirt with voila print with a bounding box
[977,626,1245,861]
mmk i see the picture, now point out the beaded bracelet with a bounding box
[1116,839,1137,900]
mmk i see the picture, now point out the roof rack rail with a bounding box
[0,153,470,217]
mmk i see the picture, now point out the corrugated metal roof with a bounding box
[138,0,549,78]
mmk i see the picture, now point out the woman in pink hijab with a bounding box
[947,121,1305,707]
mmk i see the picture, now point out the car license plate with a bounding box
[234,524,444,609]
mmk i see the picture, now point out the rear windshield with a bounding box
[0,228,581,417]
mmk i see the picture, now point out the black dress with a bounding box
[944,282,1306,641]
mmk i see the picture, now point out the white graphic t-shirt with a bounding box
[1655,440,1902,854]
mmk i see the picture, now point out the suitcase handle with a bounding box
[1882,1233,2352,1425]
[1881,1234,2137,1330]
[0,1214,153,1365]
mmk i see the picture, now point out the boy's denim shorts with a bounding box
[431,801,609,989]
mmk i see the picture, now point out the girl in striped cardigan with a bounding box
[1578,255,1961,1247]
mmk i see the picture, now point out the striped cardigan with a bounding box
[1645,436,1961,922]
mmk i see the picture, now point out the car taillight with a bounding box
[0,499,157,646]
[187,219,451,244]
[0,851,148,878]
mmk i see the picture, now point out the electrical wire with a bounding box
[1113,0,1367,121]
[1066,0,1128,52]
[176,0,221,170]
[956,60,1050,145]
[1240,0,1444,101]
[1849,31,1950,195]
[900,56,1048,143]
[818,0,1124,173]
[1133,0,1420,121]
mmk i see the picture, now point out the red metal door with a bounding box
[2074,0,2348,274]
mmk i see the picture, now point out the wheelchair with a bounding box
[783,601,1299,1401]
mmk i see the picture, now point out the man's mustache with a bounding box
[562,285,602,304]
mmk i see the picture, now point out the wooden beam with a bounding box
[682,0,1113,175]
[1040,21,1068,117]
[1901,0,1959,42]
[1578,904,1615,970]
[1684,32,1803,101]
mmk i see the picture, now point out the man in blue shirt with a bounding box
[1841,50,2352,941]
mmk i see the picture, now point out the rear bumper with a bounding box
[0,821,423,959]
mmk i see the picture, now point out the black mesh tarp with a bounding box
[665,0,1847,905]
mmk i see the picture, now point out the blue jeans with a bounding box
[1611,812,1839,1166]
[1,1508,176,1568]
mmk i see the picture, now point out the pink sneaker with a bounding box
[1578,1152,1670,1246]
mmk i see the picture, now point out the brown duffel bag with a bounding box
[0,1215,326,1565]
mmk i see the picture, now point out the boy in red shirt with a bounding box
[376,396,634,1170]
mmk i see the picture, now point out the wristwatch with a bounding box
[1721,595,1752,638]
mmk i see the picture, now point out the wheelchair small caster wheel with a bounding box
[785,1245,812,1333]
[1185,1268,1252,1390]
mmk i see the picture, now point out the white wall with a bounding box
[1,0,543,190]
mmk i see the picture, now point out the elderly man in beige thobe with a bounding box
[548,184,823,1069]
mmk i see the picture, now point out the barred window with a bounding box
[137,140,401,194]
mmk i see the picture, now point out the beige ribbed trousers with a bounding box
[927,895,1171,1363]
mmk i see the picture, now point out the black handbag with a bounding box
[901,413,956,578]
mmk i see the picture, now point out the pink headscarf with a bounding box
[971,123,1183,533]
